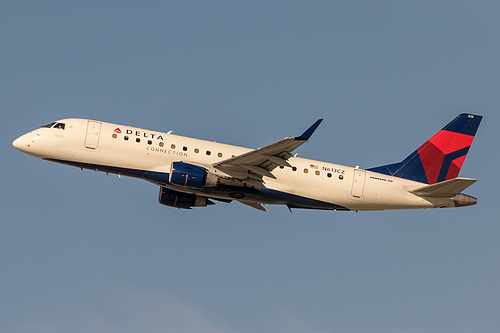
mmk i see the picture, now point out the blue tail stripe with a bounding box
[436,146,470,183]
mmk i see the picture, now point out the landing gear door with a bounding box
[351,169,366,199]
[85,121,102,149]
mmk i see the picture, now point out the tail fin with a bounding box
[368,113,482,184]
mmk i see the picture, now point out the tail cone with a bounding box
[453,193,477,207]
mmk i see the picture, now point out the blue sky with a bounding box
[2,1,499,332]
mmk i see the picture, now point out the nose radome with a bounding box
[12,136,23,150]
[12,134,31,152]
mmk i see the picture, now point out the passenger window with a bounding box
[183,146,188,151]
[159,142,164,147]
[112,134,117,139]
[292,166,297,171]
[136,138,140,143]
[304,169,308,173]
[218,152,223,157]
[206,151,211,155]
[124,136,129,141]
[339,175,344,180]
[171,144,176,149]
[147,140,152,145]
[327,173,332,178]
[315,171,320,176]
[194,148,199,153]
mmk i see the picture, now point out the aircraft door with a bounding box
[351,169,366,198]
[84,121,102,149]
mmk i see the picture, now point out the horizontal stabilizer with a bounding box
[409,177,477,198]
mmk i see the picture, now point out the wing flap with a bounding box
[238,201,267,211]
[409,177,477,198]
[241,164,277,179]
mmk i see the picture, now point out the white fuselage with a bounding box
[13,118,455,211]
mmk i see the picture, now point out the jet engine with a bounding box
[169,162,218,187]
[158,187,214,209]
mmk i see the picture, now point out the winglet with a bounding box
[295,119,323,140]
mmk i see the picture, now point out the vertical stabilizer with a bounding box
[368,113,482,184]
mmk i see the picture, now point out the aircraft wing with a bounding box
[213,119,323,182]
[409,177,477,198]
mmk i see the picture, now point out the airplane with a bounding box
[12,113,482,212]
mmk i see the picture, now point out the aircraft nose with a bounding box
[12,136,23,150]
[12,133,33,152]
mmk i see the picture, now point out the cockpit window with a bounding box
[40,122,65,129]
[41,122,56,128]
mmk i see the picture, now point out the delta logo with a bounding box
[112,127,164,140]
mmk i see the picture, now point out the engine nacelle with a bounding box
[158,187,214,209]
[169,162,218,187]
